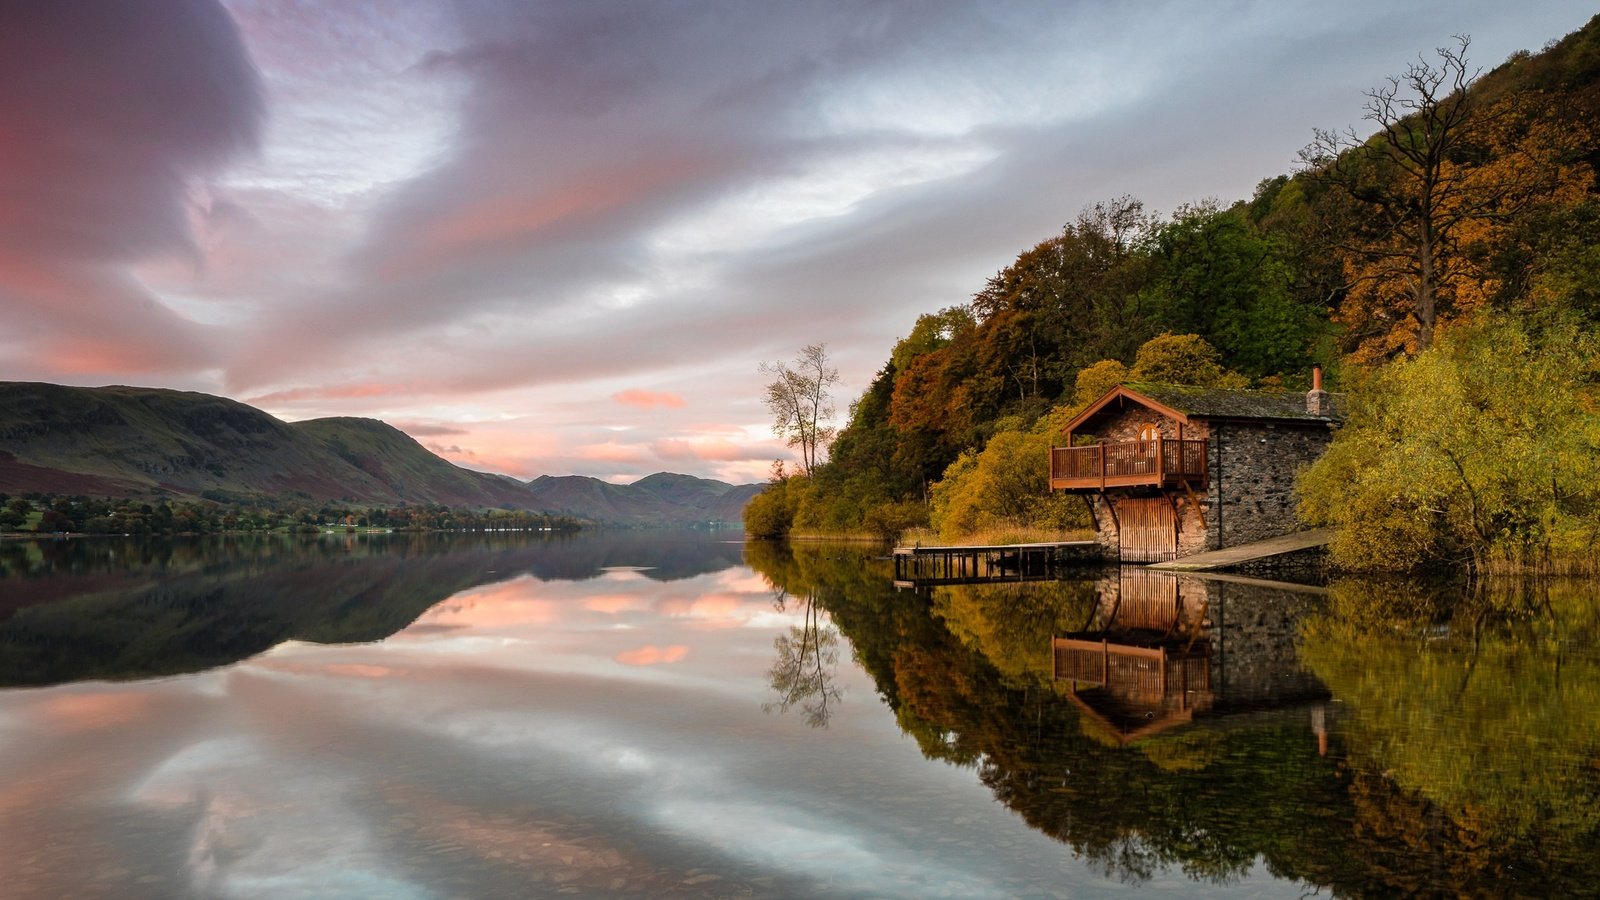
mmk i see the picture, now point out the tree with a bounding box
[1302,36,1483,354]
[1073,359,1129,404]
[1302,36,1587,357]
[1298,316,1600,572]
[763,585,843,728]
[760,343,840,476]
[1130,333,1248,388]
[1143,201,1316,377]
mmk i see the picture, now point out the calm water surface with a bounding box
[0,532,1595,898]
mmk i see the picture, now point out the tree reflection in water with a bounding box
[745,540,1600,896]
[762,582,842,727]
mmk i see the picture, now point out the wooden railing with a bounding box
[1050,438,1208,490]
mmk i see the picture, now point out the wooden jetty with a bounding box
[891,541,1100,588]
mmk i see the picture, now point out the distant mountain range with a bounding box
[0,382,760,526]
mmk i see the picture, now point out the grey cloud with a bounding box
[0,0,262,378]
[0,0,262,263]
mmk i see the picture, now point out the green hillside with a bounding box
[0,382,396,501]
[293,416,535,508]
[524,472,758,526]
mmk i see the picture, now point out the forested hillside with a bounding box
[749,17,1600,572]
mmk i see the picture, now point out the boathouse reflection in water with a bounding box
[1052,570,1330,745]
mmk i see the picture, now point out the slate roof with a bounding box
[1061,382,1343,440]
[1122,382,1344,422]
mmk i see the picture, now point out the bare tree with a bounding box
[1301,35,1480,353]
[759,343,839,477]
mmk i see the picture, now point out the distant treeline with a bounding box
[0,492,582,536]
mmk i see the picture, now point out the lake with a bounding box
[0,532,1595,898]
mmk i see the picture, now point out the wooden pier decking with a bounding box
[891,541,1100,588]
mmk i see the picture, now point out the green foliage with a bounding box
[770,17,1600,554]
[1130,333,1249,388]
[859,499,928,542]
[1143,202,1321,377]
[889,306,975,374]
[742,477,798,539]
[1301,578,1600,849]
[0,492,579,537]
[1299,316,1600,571]
[930,579,1098,688]
[745,540,1600,894]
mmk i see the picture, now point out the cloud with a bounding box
[573,443,653,465]
[613,389,685,410]
[650,438,772,464]
[0,0,261,382]
[614,645,690,666]
[393,422,471,437]
[244,383,414,407]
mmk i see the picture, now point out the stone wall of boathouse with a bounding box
[1202,420,1334,552]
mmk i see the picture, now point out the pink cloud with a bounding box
[394,422,470,437]
[657,592,767,629]
[574,442,652,464]
[614,644,689,666]
[650,437,770,463]
[424,442,473,458]
[613,389,684,409]
[245,382,413,406]
[585,594,647,614]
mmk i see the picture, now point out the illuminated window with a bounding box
[1138,423,1160,442]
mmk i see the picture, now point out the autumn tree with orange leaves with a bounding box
[1302,35,1593,360]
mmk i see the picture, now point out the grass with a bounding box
[783,529,887,543]
[898,525,1096,547]
[1474,549,1600,577]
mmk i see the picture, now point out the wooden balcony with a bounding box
[1050,439,1208,491]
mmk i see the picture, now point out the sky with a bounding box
[0,1,1593,484]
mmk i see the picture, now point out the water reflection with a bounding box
[1,535,1596,896]
[762,578,843,728]
[747,543,1600,895]
[0,532,744,687]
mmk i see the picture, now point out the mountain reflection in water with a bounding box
[0,534,1594,897]
[0,531,745,686]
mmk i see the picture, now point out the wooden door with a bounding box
[1116,497,1177,563]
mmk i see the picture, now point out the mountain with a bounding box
[293,416,535,508]
[0,382,760,524]
[0,382,530,507]
[524,472,761,526]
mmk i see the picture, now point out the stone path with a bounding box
[1147,528,1331,572]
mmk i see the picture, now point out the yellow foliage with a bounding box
[1130,333,1249,388]
[1074,359,1129,404]
[1298,316,1600,572]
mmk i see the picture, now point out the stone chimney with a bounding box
[1306,364,1331,416]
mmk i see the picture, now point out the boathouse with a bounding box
[1049,374,1340,563]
